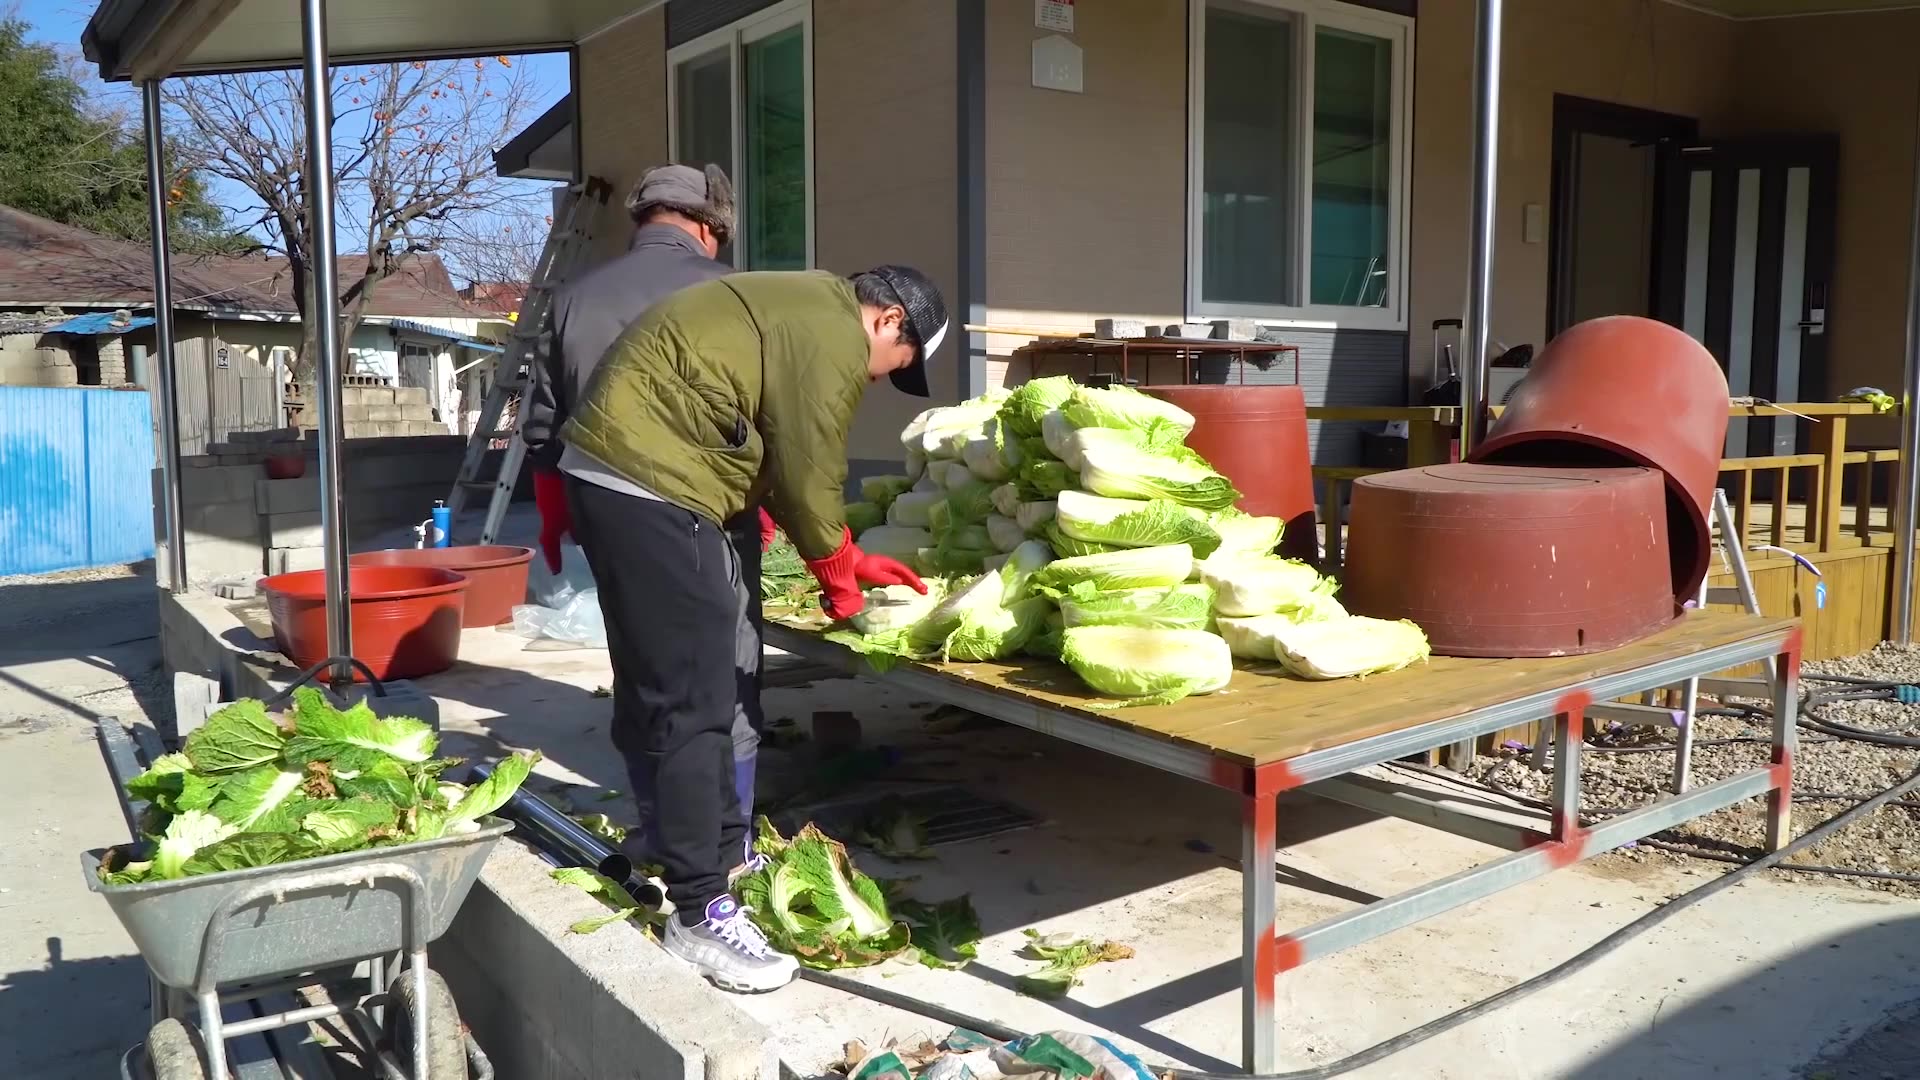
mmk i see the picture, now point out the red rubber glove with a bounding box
[758,507,777,553]
[531,468,571,574]
[803,528,926,619]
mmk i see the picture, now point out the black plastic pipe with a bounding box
[468,761,635,887]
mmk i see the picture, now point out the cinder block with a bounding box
[1212,318,1260,342]
[262,511,324,548]
[394,386,430,407]
[188,499,260,544]
[344,386,396,406]
[344,404,373,425]
[181,463,258,507]
[374,422,403,438]
[1094,318,1146,339]
[368,404,404,423]
[257,476,320,515]
[267,546,326,574]
[187,537,267,581]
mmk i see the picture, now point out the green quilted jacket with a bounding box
[562,271,868,559]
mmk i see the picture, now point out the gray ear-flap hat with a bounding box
[627,163,736,237]
[866,265,949,398]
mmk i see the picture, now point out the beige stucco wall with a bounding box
[981,0,1187,382]
[1407,0,1741,387]
[814,0,960,462]
[577,7,668,266]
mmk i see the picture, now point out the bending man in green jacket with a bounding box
[561,265,946,992]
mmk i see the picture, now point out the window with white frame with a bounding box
[1189,0,1411,328]
[668,0,812,271]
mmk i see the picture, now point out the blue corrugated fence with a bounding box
[0,387,156,575]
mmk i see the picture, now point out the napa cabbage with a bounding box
[1033,544,1194,594]
[1055,489,1222,557]
[1201,556,1342,619]
[997,375,1078,437]
[987,514,1027,553]
[887,490,942,528]
[1057,582,1214,631]
[1059,626,1233,707]
[1077,437,1240,511]
[1258,616,1431,680]
[856,525,932,568]
[845,501,886,535]
[859,475,913,509]
[1060,384,1196,437]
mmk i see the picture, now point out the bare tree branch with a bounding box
[163,56,541,384]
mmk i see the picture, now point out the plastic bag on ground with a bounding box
[526,538,596,610]
[512,589,608,649]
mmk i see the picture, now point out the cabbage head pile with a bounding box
[814,380,1430,703]
[97,690,537,886]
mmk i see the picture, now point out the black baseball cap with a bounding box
[867,265,948,398]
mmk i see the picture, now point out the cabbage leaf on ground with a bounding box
[736,819,911,970]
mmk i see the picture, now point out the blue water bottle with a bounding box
[431,500,451,548]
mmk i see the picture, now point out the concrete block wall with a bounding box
[156,431,521,588]
[290,385,447,438]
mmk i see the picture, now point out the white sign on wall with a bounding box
[1036,0,1074,34]
[1032,35,1083,94]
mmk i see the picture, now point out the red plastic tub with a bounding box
[1470,316,1729,602]
[259,566,468,681]
[349,546,534,628]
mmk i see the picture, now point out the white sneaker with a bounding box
[662,895,798,993]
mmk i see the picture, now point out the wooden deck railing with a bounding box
[1307,402,1899,564]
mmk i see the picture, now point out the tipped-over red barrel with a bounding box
[1470,316,1728,603]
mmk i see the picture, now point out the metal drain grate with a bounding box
[772,785,1044,849]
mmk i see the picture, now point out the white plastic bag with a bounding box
[525,539,595,610]
[514,540,607,648]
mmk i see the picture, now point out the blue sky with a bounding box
[10,0,572,278]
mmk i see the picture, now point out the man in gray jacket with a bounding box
[519,163,767,870]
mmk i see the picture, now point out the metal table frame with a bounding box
[764,622,1803,1073]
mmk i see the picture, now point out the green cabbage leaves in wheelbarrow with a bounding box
[98,689,538,885]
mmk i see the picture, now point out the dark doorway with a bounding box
[1653,136,1837,460]
[1548,95,1699,339]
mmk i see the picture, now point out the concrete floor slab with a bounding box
[164,524,1920,1079]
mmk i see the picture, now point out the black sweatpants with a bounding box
[567,477,756,918]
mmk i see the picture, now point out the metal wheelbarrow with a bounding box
[85,821,510,1080]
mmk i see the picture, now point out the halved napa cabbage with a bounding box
[1263,616,1431,680]
[906,450,928,483]
[1020,459,1075,498]
[990,483,1022,518]
[1043,522,1121,560]
[1040,410,1080,462]
[986,514,1027,553]
[1201,556,1342,619]
[900,394,1006,458]
[1033,544,1194,594]
[1024,610,1067,659]
[1208,509,1285,559]
[1078,436,1240,511]
[848,581,948,635]
[933,460,975,490]
[922,523,995,575]
[887,490,943,528]
[844,501,886,535]
[1061,384,1196,437]
[945,596,1054,663]
[1060,626,1232,706]
[1216,614,1295,660]
[1015,500,1058,534]
[1055,489,1223,558]
[998,375,1077,437]
[860,475,913,509]
[912,472,941,494]
[963,435,1010,481]
[856,525,932,568]
[1058,582,1214,631]
[909,541,1053,658]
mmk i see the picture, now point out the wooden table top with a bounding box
[764,611,1797,767]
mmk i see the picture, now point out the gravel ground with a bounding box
[1460,643,1920,897]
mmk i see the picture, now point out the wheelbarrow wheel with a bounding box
[382,968,468,1079]
[146,1018,208,1080]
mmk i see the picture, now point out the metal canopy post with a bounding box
[142,81,188,594]
[299,0,353,681]
[1460,0,1503,455]
[1892,79,1920,642]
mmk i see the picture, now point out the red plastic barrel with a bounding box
[1142,384,1318,562]
[350,546,534,628]
[259,566,468,681]
[1342,464,1676,657]
[1470,316,1729,602]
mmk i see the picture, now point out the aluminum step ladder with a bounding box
[1530,487,1772,793]
[447,177,612,543]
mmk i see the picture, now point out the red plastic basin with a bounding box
[259,566,468,681]
[349,546,534,628]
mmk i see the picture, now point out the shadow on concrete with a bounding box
[1564,914,1920,1080]
[0,937,149,1079]
[0,562,173,737]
